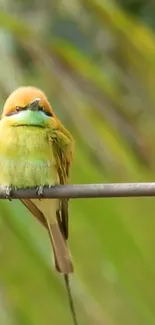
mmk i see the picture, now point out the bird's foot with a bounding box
[5,186,13,201]
[36,185,44,200]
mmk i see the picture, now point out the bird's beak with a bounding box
[28,98,41,111]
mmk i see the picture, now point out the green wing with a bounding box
[49,126,74,239]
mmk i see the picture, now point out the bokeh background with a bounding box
[1,0,155,324]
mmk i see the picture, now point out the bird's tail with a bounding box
[45,218,78,325]
[21,198,73,273]
[21,199,77,324]
[46,218,73,274]
[64,274,78,325]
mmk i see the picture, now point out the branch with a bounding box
[1,183,155,199]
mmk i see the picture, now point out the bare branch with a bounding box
[1,183,155,199]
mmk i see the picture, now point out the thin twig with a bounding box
[1,183,155,199]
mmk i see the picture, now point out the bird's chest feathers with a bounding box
[0,126,58,187]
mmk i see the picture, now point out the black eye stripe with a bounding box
[6,106,53,117]
[43,111,53,117]
[38,106,53,117]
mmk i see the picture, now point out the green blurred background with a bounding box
[1,0,155,324]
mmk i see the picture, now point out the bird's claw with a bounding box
[5,186,12,201]
[36,186,44,199]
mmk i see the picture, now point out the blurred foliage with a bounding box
[0,0,155,324]
[118,0,155,28]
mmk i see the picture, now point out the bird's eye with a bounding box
[15,106,21,112]
[39,106,53,117]
[6,106,23,116]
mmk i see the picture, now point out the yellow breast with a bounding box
[0,122,59,187]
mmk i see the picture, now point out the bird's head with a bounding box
[1,86,58,128]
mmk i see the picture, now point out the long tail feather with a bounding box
[64,275,78,325]
[21,199,77,324]
[45,218,73,274]
[21,199,73,273]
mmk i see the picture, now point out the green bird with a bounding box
[0,86,74,274]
